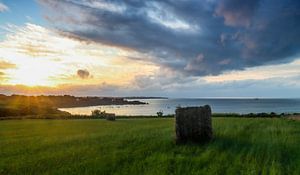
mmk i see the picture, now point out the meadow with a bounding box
[0,118,300,175]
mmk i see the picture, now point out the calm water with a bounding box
[60,98,300,116]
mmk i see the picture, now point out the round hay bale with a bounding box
[175,105,213,143]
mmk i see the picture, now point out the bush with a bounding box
[156,111,163,117]
[91,109,116,120]
[91,109,106,118]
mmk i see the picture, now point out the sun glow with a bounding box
[7,59,59,87]
[0,23,158,90]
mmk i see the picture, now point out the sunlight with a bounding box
[0,23,159,89]
[6,59,59,87]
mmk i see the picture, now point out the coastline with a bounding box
[1,112,299,120]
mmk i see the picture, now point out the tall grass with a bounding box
[0,118,300,174]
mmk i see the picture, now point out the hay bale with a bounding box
[175,105,213,143]
[105,113,116,121]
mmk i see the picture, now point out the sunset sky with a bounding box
[0,0,300,97]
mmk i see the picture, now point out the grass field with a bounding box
[1,118,300,175]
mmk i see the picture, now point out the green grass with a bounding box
[1,118,300,175]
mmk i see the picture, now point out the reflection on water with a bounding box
[59,98,300,116]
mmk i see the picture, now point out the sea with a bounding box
[59,98,300,116]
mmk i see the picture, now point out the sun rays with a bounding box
[0,23,158,89]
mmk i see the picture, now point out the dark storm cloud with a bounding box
[215,0,261,27]
[39,0,300,76]
[77,69,90,79]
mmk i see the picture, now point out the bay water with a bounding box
[60,98,300,116]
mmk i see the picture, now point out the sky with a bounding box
[0,0,300,97]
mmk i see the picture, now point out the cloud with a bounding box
[215,0,261,27]
[0,2,8,12]
[204,59,300,83]
[38,0,300,77]
[184,54,208,74]
[0,24,65,57]
[1,60,300,97]
[0,83,121,96]
[0,60,16,82]
[77,69,90,79]
[0,60,16,69]
[0,23,159,87]
[1,1,300,97]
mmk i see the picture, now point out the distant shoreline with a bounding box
[0,94,147,118]
[124,97,168,99]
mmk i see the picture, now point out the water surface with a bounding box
[60,98,300,116]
